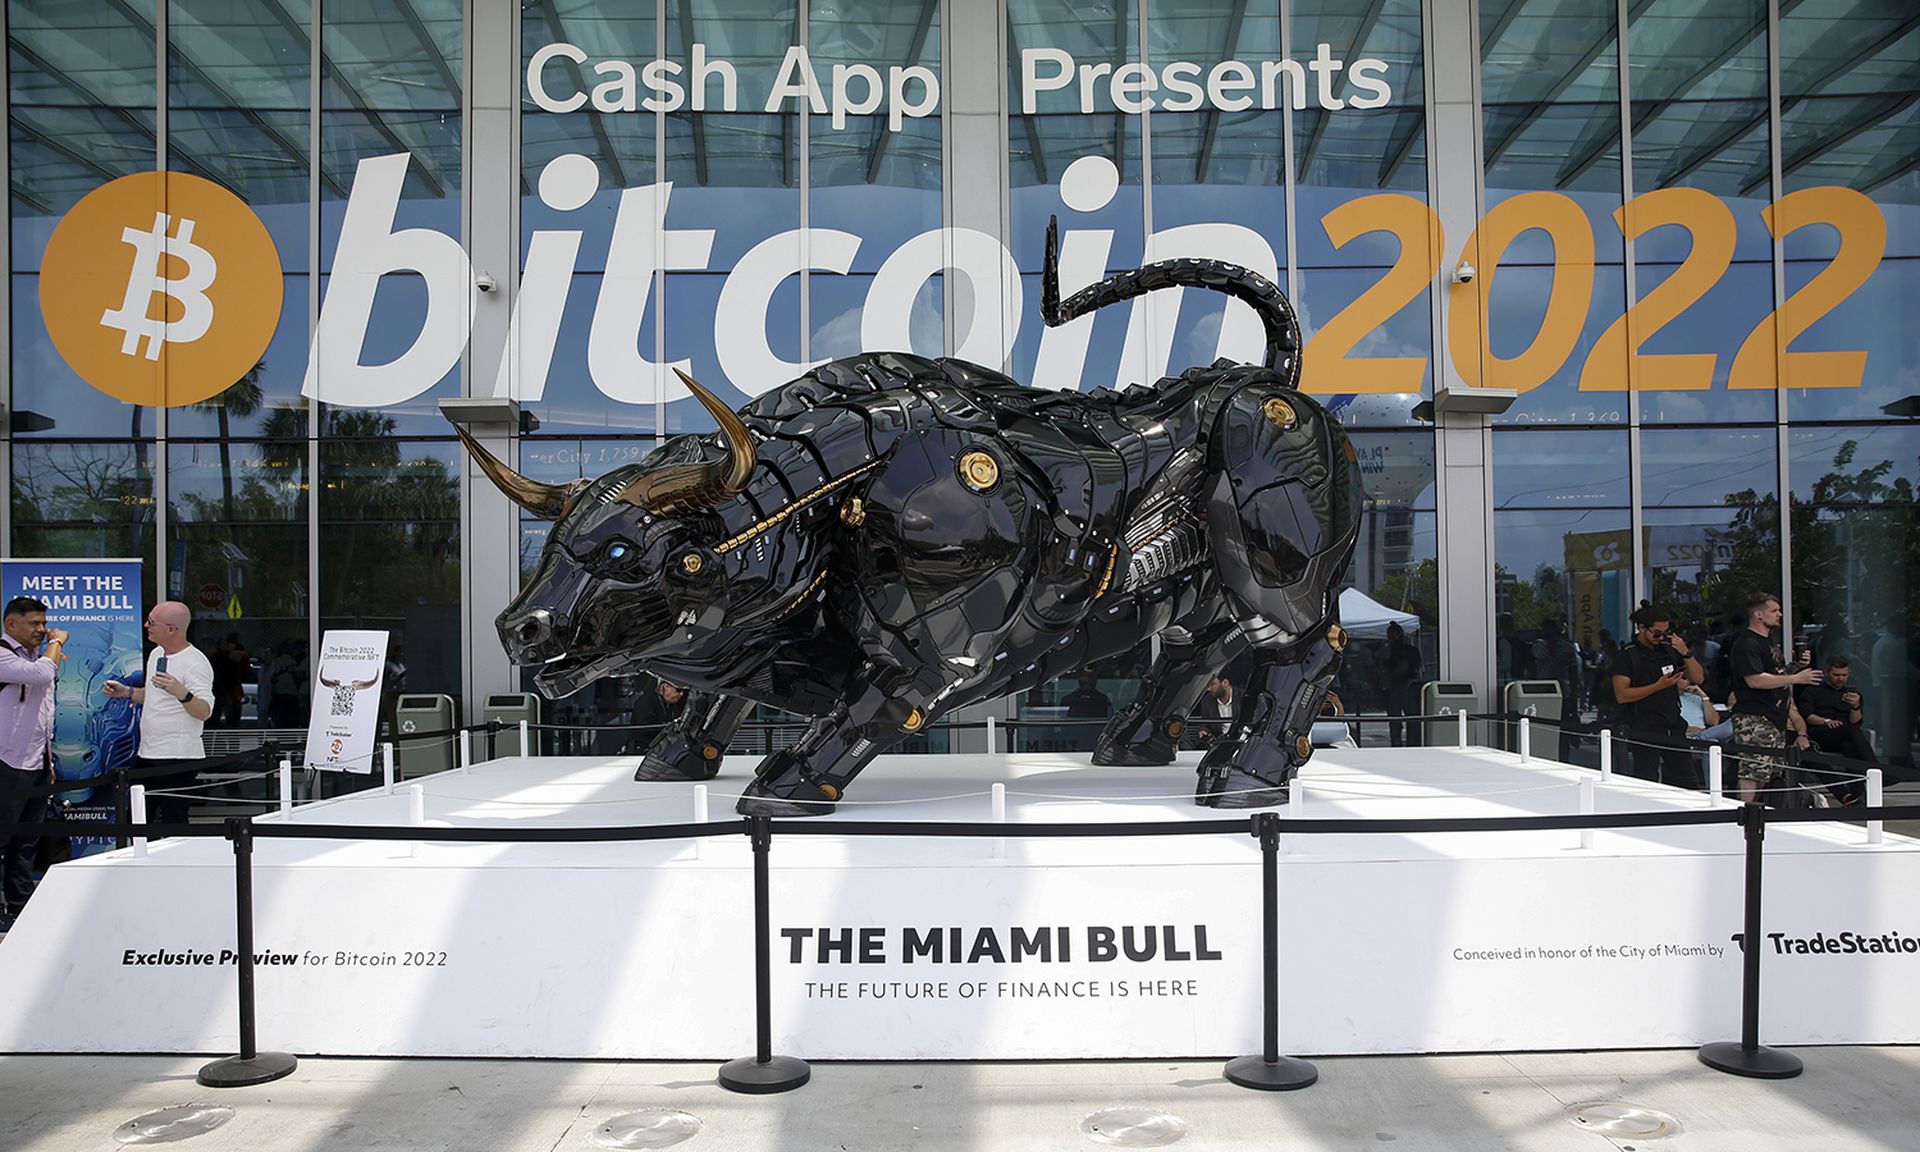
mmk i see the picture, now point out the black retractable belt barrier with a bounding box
[1225,811,1317,1091]
[1697,803,1803,1079]
[717,815,811,1094]
[198,817,298,1088]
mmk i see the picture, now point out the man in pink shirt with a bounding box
[0,596,66,931]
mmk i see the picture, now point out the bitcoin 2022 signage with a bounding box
[34,161,1896,413]
[39,171,283,408]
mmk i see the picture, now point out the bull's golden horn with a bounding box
[451,421,575,520]
[675,368,757,494]
[615,371,759,514]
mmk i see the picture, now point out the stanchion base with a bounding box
[1224,1054,1318,1091]
[1697,1041,1803,1079]
[197,1051,298,1088]
[717,1054,811,1094]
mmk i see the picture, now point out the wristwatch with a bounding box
[180,690,195,704]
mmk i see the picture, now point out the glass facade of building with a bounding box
[5,0,1916,758]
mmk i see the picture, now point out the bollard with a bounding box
[986,715,998,755]
[130,785,148,858]
[519,719,530,758]
[991,782,1007,859]
[1578,777,1596,850]
[1709,746,1725,807]
[1457,709,1468,748]
[1519,717,1531,763]
[1867,768,1883,846]
[1699,804,1803,1079]
[407,784,425,859]
[718,816,811,1093]
[692,784,709,861]
[113,766,131,849]
[459,729,472,775]
[278,758,293,815]
[1225,812,1317,1090]
[382,743,395,795]
[1600,728,1613,778]
[197,819,297,1088]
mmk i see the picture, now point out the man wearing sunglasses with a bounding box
[1612,603,1706,789]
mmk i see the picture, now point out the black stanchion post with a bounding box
[1225,811,1317,1091]
[719,814,810,1094]
[113,766,130,849]
[1698,803,1802,1079]
[487,719,499,762]
[198,817,298,1088]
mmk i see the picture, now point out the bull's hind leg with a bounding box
[634,692,753,782]
[1195,631,1343,807]
[1093,614,1242,766]
[1193,383,1360,808]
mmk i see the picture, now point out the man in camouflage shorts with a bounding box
[1728,593,1821,803]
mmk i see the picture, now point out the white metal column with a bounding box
[1425,0,1497,708]
[461,0,521,719]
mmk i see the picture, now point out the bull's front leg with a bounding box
[1194,627,1343,809]
[634,692,754,782]
[735,662,929,816]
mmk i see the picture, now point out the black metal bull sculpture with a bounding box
[458,220,1362,816]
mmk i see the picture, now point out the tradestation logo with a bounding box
[1732,930,1920,957]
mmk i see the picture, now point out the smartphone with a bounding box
[156,654,169,675]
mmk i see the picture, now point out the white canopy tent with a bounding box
[1339,587,1421,641]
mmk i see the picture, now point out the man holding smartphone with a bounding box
[0,596,65,930]
[1729,592,1822,805]
[102,601,213,832]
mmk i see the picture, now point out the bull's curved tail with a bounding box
[1040,215,1303,385]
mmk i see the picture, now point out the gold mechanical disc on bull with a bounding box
[901,708,925,732]
[1327,622,1348,651]
[680,552,704,575]
[958,450,1000,493]
[1165,719,1185,738]
[840,496,866,527]
[819,784,839,800]
[1263,397,1297,429]
[702,744,719,760]
[1296,735,1313,758]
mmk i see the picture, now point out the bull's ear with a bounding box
[615,371,758,513]
[452,422,578,520]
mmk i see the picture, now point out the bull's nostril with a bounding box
[514,608,553,648]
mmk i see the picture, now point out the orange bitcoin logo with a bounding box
[39,171,283,407]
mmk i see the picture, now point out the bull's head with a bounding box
[459,371,759,697]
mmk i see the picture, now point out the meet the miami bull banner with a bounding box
[304,630,388,774]
[0,558,144,858]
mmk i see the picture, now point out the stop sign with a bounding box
[197,583,225,610]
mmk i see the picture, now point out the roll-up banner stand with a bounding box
[303,630,389,774]
[0,558,145,858]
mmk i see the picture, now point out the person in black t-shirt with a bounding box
[1611,603,1706,789]
[1729,592,1821,804]
[1797,654,1873,803]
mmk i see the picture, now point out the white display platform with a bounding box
[1,745,1915,1059]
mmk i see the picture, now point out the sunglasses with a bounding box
[1645,628,1669,639]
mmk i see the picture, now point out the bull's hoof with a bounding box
[735,792,838,817]
[1194,738,1296,809]
[634,733,724,782]
[1194,767,1288,809]
[1091,734,1178,767]
[1092,704,1180,766]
